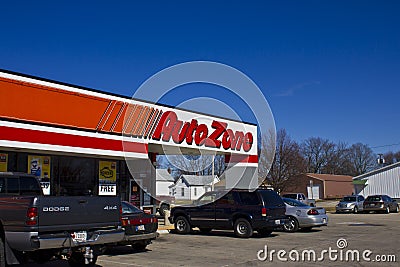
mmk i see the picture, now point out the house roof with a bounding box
[353,162,400,180]
[180,174,218,186]
[156,169,175,182]
[306,173,353,182]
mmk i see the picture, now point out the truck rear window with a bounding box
[0,176,42,195]
[20,177,42,195]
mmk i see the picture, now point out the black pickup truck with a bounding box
[169,189,288,238]
[0,172,124,266]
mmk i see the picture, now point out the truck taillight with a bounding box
[26,207,38,226]
[262,207,267,216]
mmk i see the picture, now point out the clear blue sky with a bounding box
[1,1,399,154]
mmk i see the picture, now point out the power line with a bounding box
[371,143,400,149]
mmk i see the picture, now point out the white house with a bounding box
[353,162,400,198]
[156,169,175,196]
[171,174,219,201]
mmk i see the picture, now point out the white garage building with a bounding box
[353,162,400,199]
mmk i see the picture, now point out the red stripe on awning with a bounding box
[0,126,148,154]
[227,154,258,164]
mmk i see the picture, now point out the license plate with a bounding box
[136,225,145,231]
[72,231,87,242]
[275,219,281,225]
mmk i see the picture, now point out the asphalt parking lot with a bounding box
[18,212,399,267]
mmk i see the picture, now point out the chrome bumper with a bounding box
[32,228,125,250]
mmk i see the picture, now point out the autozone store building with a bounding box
[0,69,258,208]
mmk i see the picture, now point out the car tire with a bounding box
[159,204,169,217]
[385,206,390,214]
[174,216,191,234]
[199,228,212,234]
[283,217,299,232]
[353,206,358,214]
[234,218,253,238]
[258,228,272,237]
[0,237,5,267]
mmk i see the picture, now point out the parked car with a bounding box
[117,201,159,250]
[282,193,316,207]
[336,195,365,213]
[281,197,328,232]
[169,189,288,238]
[363,195,399,214]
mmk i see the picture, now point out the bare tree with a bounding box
[383,151,400,165]
[265,129,306,193]
[162,154,225,178]
[323,142,354,175]
[348,143,376,176]
[258,129,276,183]
[301,137,335,173]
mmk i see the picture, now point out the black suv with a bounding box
[169,189,288,238]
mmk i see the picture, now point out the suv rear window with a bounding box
[259,190,284,206]
[238,192,260,205]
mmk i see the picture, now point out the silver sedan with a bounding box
[282,197,328,232]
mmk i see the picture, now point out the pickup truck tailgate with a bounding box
[36,196,120,232]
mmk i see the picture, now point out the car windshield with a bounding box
[122,202,143,214]
[342,196,357,202]
[366,196,382,202]
[282,197,308,207]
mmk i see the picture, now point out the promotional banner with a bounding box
[0,153,7,172]
[98,160,117,195]
[28,155,51,195]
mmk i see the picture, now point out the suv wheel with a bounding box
[234,218,253,238]
[174,216,191,234]
[283,217,299,232]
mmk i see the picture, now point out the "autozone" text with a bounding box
[151,111,253,152]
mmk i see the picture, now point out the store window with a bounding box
[53,156,96,196]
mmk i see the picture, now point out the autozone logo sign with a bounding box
[151,111,253,152]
